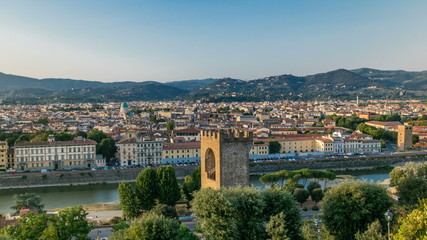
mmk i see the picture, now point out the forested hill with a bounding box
[1,68,426,104]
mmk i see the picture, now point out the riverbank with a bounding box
[1,154,426,189]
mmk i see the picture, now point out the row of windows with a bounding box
[16,146,95,155]
[165,154,199,158]
[137,153,161,157]
[165,149,199,154]
[19,154,94,162]
[250,151,268,155]
[27,161,85,168]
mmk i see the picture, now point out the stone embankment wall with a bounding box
[0,167,194,189]
[1,154,426,189]
[249,154,427,174]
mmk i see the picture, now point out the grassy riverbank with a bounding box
[331,165,394,176]
[49,202,121,212]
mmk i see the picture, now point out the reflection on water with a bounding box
[0,173,390,214]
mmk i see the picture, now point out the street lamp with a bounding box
[384,209,393,240]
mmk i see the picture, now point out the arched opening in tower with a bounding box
[205,148,216,180]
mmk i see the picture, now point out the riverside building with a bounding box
[14,137,97,171]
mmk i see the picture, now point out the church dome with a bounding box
[121,102,129,108]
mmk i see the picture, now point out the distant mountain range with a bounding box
[1,68,426,104]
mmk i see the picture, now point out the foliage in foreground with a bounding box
[109,212,196,240]
[192,186,303,240]
[321,181,392,240]
[393,199,427,240]
[1,206,92,240]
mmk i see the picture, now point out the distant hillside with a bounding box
[0,72,217,91]
[1,68,426,104]
[186,69,416,102]
[165,78,218,91]
[351,68,427,90]
[1,83,189,104]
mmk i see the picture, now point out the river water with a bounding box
[0,173,390,214]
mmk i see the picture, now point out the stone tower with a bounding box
[201,129,253,190]
[398,125,412,151]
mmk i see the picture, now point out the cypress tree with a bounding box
[118,182,139,219]
[157,165,181,206]
[135,167,159,211]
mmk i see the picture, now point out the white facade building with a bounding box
[14,138,97,171]
[118,138,163,166]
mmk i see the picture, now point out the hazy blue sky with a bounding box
[1,1,427,82]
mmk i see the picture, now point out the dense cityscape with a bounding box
[0,98,426,239]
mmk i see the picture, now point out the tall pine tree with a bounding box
[157,165,181,206]
[118,182,139,219]
[135,167,159,211]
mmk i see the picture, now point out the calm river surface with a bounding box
[0,173,390,214]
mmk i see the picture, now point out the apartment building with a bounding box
[14,138,97,171]
[117,138,163,166]
[250,142,269,155]
[163,142,200,159]
[0,142,7,171]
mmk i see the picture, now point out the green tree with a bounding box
[266,212,290,240]
[40,206,93,240]
[307,181,321,195]
[193,186,303,240]
[192,188,238,240]
[87,128,109,143]
[354,220,386,240]
[222,187,266,240]
[311,188,324,206]
[321,181,392,240]
[30,132,49,142]
[293,188,309,207]
[259,174,280,185]
[301,219,335,240]
[269,141,281,154]
[393,199,427,240]
[157,165,181,206]
[295,169,312,187]
[35,118,49,125]
[15,134,30,143]
[390,162,427,186]
[98,137,117,161]
[118,182,139,219]
[260,187,303,240]
[412,134,419,144]
[182,167,201,201]
[11,193,44,213]
[54,132,74,141]
[2,214,48,240]
[166,121,175,130]
[150,204,178,219]
[125,212,182,240]
[74,131,88,139]
[397,177,427,205]
[135,167,159,211]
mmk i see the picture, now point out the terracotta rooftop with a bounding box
[15,139,96,147]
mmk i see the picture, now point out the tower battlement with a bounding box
[201,129,253,142]
[201,129,252,190]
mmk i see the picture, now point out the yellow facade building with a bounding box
[0,142,7,171]
[250,142,269,155]
[163,142,200,159]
